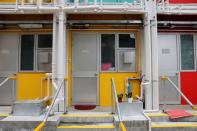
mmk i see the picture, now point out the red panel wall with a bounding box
[169,0,197,4]
[180,72,197,105]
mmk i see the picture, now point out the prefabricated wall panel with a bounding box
[100,73,140,106]
[0,34,19,105]
[180,72,197,105]
[169,0,197,4]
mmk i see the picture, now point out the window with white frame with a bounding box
[20,34,52,72]
[101,34,116,71]
[101,33,136,72]
[20,35,35,71]
[180,34,195,71]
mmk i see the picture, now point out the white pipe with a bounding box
[143,12,153,110]
[55,10,66,112]
[140,82,150,100]
[52,13,57,79]
[57,10,65,81]
[151,0,159,111]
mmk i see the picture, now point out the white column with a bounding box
[56,10,66,112]
[151,0,159,111]
[52,10,66,113]
[52,13,58,79]
[143,13,153,110]
[143,0,159,110]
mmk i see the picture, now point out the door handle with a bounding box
[94,73,98,76]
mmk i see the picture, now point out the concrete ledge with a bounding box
[147,113,197,122]
[151,122,197,128]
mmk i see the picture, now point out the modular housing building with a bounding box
[0,0,197,131]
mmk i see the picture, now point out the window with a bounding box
[119,34,135,48]
[118,34,136,72]
[101,34,115,71]
[20,35,34,71]
[37,34,52,71]
[180,35,195,70]
[38,34,52,48]
[20,34,52,72]
[101,33,136,72]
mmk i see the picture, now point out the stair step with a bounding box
[147,113,197,122]
[0,114,9,120]
[59,114,114,123]
[151,122,197,131]
[58,122,115,128]
[57,122,115,131]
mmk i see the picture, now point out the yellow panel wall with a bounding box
[17,72,52,100]
[0,0,16,3]
[99,73,140,106]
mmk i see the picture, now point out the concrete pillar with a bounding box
[143,0,159,110]
[52,11,67,113]
[151,0,159,111]
[143,13,153,110]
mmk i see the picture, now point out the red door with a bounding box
[180,72,197,105]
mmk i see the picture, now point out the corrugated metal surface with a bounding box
[180,72,197,105]
[169,0,197,4]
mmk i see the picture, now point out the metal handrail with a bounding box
[0,77,10,87]
[34,78,65,131]
[111,78,126,131]
[160,76,197,111]
[0,74,17,87]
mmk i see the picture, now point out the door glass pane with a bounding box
[119,34,135,48]
[20,35,34,71]
[72,33,97,72]
[38,34,52,48]
[101,34,115,71]
[180,35,195,70]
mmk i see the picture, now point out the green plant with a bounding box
[117,94,123,102]
[126,92,132,98]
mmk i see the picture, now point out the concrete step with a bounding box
[57,122,115,131]
[0,114,9,120]
[146,113,197,122]
[59,114,114,123]
[151,122,197,131]
[13,100,46,116]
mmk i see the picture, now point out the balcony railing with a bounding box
[157,0,197,14]
[0,0,145,13]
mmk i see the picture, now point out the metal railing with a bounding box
[157,0,197,14]
[160,76,197,111]
[40,73,52,100]
[111,78,126,131]
[0,74,17,106]
[0,0,145,13]
[4,0,143,5]
[34,78,66,131]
